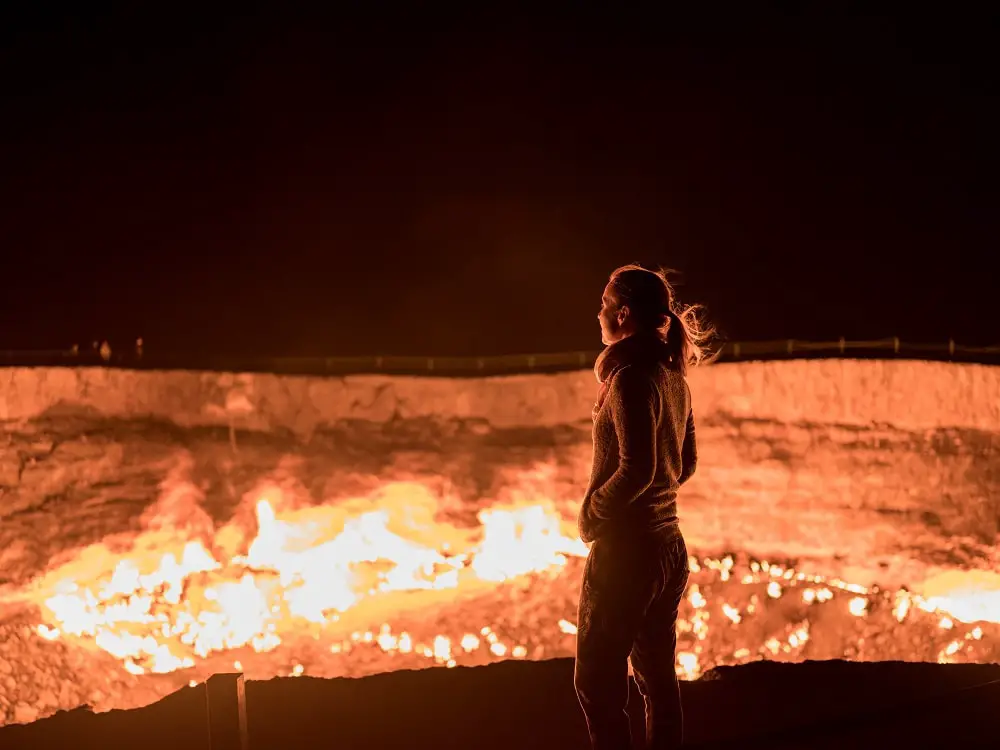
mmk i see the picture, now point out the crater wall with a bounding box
[1,360,997,590]
[1,359,998,435]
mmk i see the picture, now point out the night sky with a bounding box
[0,7,994,358]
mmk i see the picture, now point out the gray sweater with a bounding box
[578,353,697,544]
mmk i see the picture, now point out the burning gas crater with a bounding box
[28,482,588,676]
[18,478,1000,706]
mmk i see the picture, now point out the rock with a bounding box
[0,361,998,435]
[25,440,54,457]
[0,540,30,571]
[0,454,20,487]
[35,689,57,709]
[12,703,37,724]
[18,440,124,497]
[0,659,11,675]
[57,682,75,706]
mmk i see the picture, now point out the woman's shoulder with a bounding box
[604,364,656,401]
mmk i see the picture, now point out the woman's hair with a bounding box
[608,263,717,375]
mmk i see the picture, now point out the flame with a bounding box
[19,472,1000,686]
[29,481,587,676]
[916,570,1000,625]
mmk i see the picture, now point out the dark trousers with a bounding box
[574,531,690,750]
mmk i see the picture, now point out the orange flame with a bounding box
[20,469,1000,681]
[29,479,587,676]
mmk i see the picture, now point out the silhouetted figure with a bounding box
[575,264,714,750]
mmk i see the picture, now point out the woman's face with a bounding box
[598,283,627,345]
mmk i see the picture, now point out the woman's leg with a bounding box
[575,535,659,750]
[629,537,690,750]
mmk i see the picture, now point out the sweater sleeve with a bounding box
[586,365,658,520]
[678,407,698,485]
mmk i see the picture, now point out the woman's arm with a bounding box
[678,407,698,485]
[586,366,658,520]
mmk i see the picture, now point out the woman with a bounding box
[575,264,713,750]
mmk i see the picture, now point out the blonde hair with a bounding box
[608,263,717,375]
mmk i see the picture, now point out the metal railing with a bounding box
[1,338,998,376]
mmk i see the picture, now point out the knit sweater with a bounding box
[577,334,698,544]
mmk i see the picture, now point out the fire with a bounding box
[915,570,1000,625]
[28,481,587,676]
[11,470,999,717]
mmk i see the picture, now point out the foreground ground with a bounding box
[1,657,998,749]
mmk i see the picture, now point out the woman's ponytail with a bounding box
[664,303,715,376]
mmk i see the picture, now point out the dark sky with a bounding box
[0,6,995,357]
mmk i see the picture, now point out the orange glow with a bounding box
[26,480,587,676]
[916,570,1000,625]
[15,473,997,694]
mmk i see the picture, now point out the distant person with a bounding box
[575,264,713,750]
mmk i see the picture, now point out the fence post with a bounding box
[204,673,249,750]
[949,339,955,357]
[839,337,845,354]
[733,342,740,359]
[786,339,794,355]
[893,337,900,354]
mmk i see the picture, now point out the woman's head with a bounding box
[598,264,715,374]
